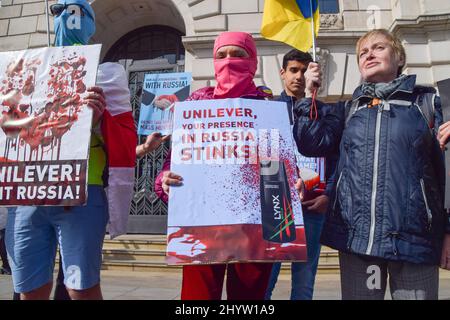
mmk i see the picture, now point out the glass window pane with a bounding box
[319,0,339,14]
[103,25,185,63]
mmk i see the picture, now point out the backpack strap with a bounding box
[344,99,359,127]
[414,92,436,131]
[345,93,436,133]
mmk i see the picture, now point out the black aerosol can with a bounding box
[260,160,296,243]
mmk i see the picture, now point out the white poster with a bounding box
[167,98,306,265]
[0,44,101,206]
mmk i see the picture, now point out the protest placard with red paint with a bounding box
[0,45,101,206]
[167,98,306,265]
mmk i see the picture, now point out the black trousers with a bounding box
[0,229,10,272]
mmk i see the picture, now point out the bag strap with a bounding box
[344,99,359,127]
[414,92,436,130]
[344,93,436,133]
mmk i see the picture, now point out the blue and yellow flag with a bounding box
[261,0,320,52]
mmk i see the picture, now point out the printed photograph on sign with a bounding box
[167,98,306,265]
[0,44,101,206]
[137,72,192,135]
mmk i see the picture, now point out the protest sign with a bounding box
[167,98,306,265]
[137,72,192,135]
[0,45,101,206]
[437,78,450,209]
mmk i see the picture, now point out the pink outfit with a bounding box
[154,86,270,203]
[155,33,271,202]
[154,32,273,300]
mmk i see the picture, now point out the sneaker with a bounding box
[0,267,11,275]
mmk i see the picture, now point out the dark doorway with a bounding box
[103,25,185,63]
[104,25,186,234]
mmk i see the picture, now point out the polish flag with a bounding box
[98,62,137,239]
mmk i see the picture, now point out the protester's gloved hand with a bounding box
[304,62,322,97]
[84,86,106,125]
[154,94,178,110]
[438,121,450,151]
[161,171,183,196]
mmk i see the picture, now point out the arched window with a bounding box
[319,0,340,13]
[103,25,185,63]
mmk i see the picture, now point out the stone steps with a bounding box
[101,235,340,274]
[102,235,167,251]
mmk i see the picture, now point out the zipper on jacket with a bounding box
[390,232,399,256]
[366,102,385,255]
[419,178,433,230]
[333,170,344,212]
[291,96,295,122]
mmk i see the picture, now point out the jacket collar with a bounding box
[280,90,294,102]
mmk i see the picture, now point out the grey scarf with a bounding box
[360,74,407,100]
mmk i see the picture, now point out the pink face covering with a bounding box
[213,32,258,99]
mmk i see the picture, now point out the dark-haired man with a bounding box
[265,49,337,300]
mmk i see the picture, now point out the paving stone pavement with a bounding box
[1,269,449,300]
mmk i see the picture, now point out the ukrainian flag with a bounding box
[261,0,320,52]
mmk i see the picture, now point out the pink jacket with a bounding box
[154,86,271,203]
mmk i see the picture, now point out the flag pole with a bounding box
[309,0,319,120]
[310,0,317,61]
[45,0,51,47]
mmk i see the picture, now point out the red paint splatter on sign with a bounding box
[1,53,89,161]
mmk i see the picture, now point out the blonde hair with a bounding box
[356,29,406,76]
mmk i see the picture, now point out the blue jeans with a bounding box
[265,211,325,300]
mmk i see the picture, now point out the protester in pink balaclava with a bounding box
[212,32,258,98]
[154,32,273,300]
[185,31,270,103]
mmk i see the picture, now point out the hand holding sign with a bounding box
[441,234,450,270]
[438,121,450,151]
[162,171,183,196]
[85,86,106,125]
[302,194,329,213]
[295,178,305,201]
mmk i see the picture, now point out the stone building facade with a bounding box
[0,0,449,100]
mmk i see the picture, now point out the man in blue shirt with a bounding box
[265,49,337,300]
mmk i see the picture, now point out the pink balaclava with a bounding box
[213,32,258,98]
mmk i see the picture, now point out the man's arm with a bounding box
[136,132,169,157]
[293,99,345,157]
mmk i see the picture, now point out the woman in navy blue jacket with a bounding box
[294,29,450,300]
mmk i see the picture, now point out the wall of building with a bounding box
[391,0,450,86]
[0,0,56,51]
[182,0,394,99]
